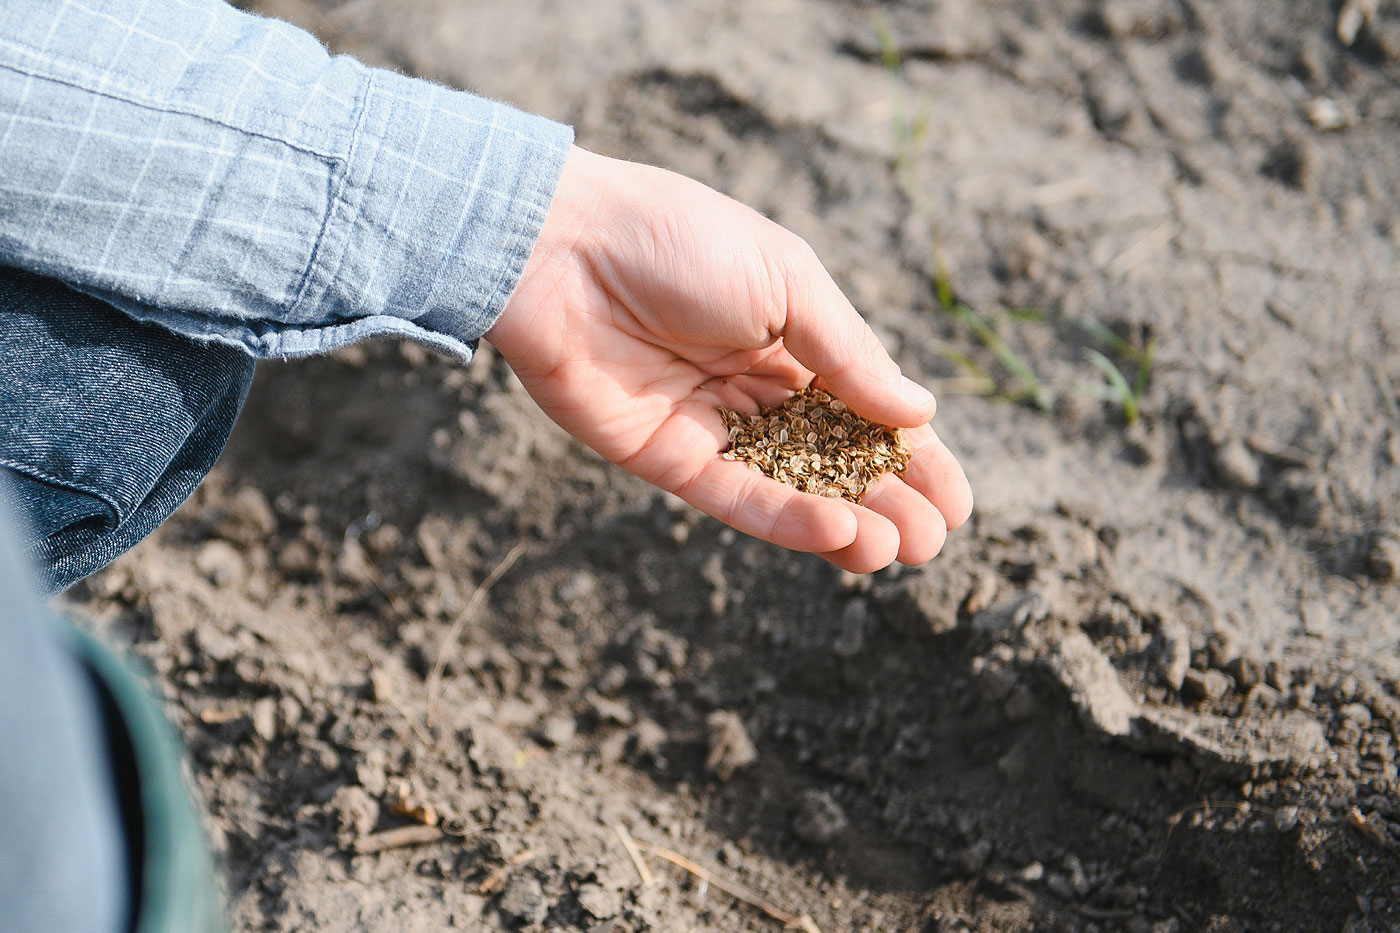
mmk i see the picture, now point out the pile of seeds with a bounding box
[719,387,911,502]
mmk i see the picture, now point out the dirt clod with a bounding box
[576,883,621,920]
[705,710,758,781]
[1182,668,1232,703]
[791,790,847,846]
[1369,535,1400,581]
[195,540,245,587]
[331,785,379,847]
[497,874,548,926]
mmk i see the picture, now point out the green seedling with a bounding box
[929,239,1052,409]
[933,342,998,397]
[1076,317,1157,423]
[876,14,1149,421]
[1085,349,1140,423]
[874,15,931,201]
[947,302,1052,410]
[870,66,1050,412]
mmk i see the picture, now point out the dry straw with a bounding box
[720,387,910,502]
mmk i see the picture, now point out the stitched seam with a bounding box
[0,455,122,526]
[306,65,376,317]
[0,58,344,160]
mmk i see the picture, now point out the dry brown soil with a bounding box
[66,0,1400,930]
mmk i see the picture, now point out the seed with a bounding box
[718,387,912,503]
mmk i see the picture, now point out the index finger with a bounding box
[770,233,937,428]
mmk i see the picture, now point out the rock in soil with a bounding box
[705,710,757,781]
[576,882,622,921]
[497,874,548,926]
[791,790,848,846]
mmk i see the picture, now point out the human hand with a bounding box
[486,147,972,573]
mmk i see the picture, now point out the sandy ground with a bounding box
[67,0,1400,930]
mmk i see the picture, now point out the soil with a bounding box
[62,0,1400,930]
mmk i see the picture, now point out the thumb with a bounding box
[774,239,936,427]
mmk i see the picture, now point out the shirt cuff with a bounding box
[98,67,572,364]
[286,68,574,362]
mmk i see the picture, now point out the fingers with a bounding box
[658,405,968,571]
[859,474,949,564]
[680,461,960,573]
[898,424,975,531]
[677,458,860,554]
[695,373,806,415]
[816,504,901,573]
[772,236,936,428]
[815,472,950,573]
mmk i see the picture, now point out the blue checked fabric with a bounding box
[0,0,573,361]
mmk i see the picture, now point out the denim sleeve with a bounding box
[0,0,573,362]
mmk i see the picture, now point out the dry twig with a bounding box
[1159,799,1287,865]
[612,822,655,887]
[645,843,823,933]
[426,541,527,720]
[441,817,490,838]
[477,848,538,896]
[1347,806,1388,845]
[351,825,446,854]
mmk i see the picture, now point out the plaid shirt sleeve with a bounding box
[0,0,573,361]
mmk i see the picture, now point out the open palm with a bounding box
[487,148,971,573]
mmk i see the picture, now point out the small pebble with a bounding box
[1181,668,1230,703]
[1369,536,1400,582]
[1214,438,1260,489]
[195,540,245,587]
[576,883,621,920]
[537,715,577,747]
[792,790,848,845]
[1226,656,1265,690]
[251,697,279,742]
[1244,683,1282,711]
[497,874,548,925]
[275,538,317,580]
[632,718,669,759]
[705,710,757,781]
[957,839,993,874]
[1339,703,1373,726]
[1156,623,1192,691]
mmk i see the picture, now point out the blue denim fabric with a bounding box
[0,265,255,592]
[0,489,129,933]
[0,0,572,362]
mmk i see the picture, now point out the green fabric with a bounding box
[71,628,224,933]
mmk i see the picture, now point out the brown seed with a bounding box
[718,388,911,503]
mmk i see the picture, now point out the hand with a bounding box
[487,147,972,573]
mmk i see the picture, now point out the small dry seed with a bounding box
[718,387,912,503]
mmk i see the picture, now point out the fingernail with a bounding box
[899,376,936,411]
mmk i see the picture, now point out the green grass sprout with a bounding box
[876,14,1156,422]
[875,15,931,201]
[948,302,1052,411]
[1085,348,1140,424]
[1076,316,1157,420]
